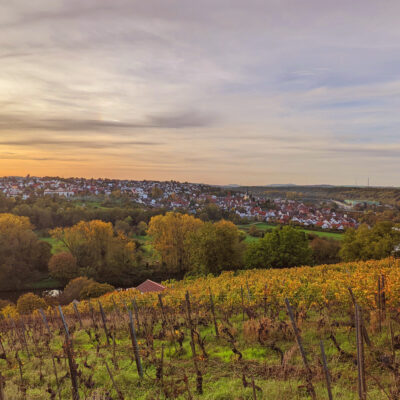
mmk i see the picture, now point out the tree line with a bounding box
[1,210,400,303]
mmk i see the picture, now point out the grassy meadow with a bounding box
[238,222,344,241]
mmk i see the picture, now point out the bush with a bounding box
[80,282,115,299]
[136,221,148,236]
[310,237,341,265]
[48,252,79,283]
[115,220,131,235]
[17,293,46,314]
[0,299,12,311]
[1,304,18,318]
[248,225,264,237]
[60,276,95,304]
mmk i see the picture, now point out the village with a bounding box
[0,176,359,230]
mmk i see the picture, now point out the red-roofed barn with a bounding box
[136,279,166,294]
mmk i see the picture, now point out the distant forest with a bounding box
[236,185,400,205]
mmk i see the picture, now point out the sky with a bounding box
[1,0,400,186]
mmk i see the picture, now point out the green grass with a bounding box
[39,236,68,254]
[0,300,393,399]
[28,276,62,289]
[239,222,344,240]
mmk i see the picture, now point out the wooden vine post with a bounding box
[58,306,80,399]
[64,338,80,400]
[39,308,51,335]
[285,298,316,400]
[98,301,110,346]
[355,304,367,400]
[128,310,143,378]
[348,288,371,348]
[73,301,83,329]
[209,288,219,338]
[132,298,140,333]
[58,305,70,340]
[185,291,203,394]
[320,340,333,400]
[158,294,167,324]
[104,361,124,400]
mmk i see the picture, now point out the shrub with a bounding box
[17,293,46,314]
[60,276,95,304]
[248,225,263,237]
[1,304,18,318]
[80,282,115,299]
[0,299,12,311]
[48,252,79,283]
[136,221,148,236]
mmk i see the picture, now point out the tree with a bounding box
[48,252,79,284]
[136,221,148,236]
[245,226,313,269]
[60,276,95,304]
[17,293,46,314]
[310,237,341,265]
[148,212,203,273]
[198,204,222,222]
[0,213,51,290]
[114,219,131,235]
[340,221,400,261]
[51,220,138,284]
[151,186,164,199]
[187,220,244,274]
[0,193,15,213]
[80,282,115,299]
[248,225,264,237]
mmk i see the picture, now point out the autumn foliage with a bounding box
[16,292,46,314]
[34,257,397,320]
[48,252,79,283]
[148,212,203,272]
[0,213,51,290]
[51,220,138,285]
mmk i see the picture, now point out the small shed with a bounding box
[136,279,166,294]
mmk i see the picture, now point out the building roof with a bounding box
[136,279,166,294]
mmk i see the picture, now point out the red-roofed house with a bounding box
[136,279,166,294]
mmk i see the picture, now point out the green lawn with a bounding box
[39,236,68,254]
[239,222,344,240]
[28,276,62,289]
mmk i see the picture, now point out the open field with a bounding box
[239,222,344,240]
[1,258,399,399]
[39,236,68,254]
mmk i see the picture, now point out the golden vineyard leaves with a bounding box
[3,258,399,319]
[65,257,400,316]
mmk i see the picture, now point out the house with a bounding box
[136,279,166,294]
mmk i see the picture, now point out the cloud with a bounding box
[0,138,161,149]
[0,110,217,132]
[1,0,400,185]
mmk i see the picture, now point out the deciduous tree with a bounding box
[51,220,138,284]
[148,212,203,273]
[245,226,313,269]
[187,220,244,274]
[0,213,51,290]
[340,221,400,261]
[48,252,79,284]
